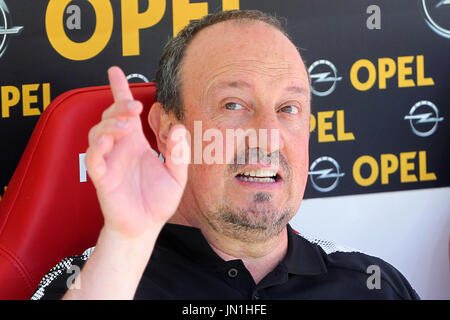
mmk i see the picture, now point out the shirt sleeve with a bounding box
[30,247,95,300]
[386,263,421,300]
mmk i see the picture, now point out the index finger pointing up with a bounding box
[108,66,133,102]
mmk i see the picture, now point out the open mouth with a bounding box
[235,169,281,183]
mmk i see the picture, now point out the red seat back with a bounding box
[0,83,157,299]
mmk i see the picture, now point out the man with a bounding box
[32,10,419,300]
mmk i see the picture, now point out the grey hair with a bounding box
[155,9,291,120]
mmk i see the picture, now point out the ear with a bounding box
[148,102,174,155]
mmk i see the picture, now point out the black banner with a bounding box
[0,0,449,200]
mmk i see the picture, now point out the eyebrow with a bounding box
[284,85,305,95]
[213,80,306,96]
[215,80,252,90]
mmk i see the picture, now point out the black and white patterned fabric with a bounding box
[31,247,95,300]
[300,234,360,255]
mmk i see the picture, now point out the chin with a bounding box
[206,202,295,243]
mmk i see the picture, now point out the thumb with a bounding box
[165,124,190,187]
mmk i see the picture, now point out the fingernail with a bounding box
[127,101,139,110]
[116,119,129,128]
[98,135,106,145]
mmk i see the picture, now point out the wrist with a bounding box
[95,225,162,268]
[63,225,161,300]
[99,224,163,246]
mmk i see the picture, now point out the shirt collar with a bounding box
[159,223,224,266]
[283,224,328,276]
[159,222,327,276]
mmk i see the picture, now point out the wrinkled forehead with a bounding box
[179,20,308,93]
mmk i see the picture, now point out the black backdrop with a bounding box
[0,0,449,200]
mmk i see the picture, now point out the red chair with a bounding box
[0,83,158,299]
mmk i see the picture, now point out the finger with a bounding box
[164,124,190,187]
[102,100,143,121]
[85,135,113,183]
[88,118,133,147]
[108,66,133,102]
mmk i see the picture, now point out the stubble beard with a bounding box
[205,193,295,243]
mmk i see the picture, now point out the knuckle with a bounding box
[102,103,115,119]
[119,100,133,113]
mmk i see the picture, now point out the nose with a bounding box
[250,111,285,157]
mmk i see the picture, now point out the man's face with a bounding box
[177,20,311,241]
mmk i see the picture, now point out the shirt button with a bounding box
[227,268,238,278]
[253,294,260,300]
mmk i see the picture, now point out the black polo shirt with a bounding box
[32,223,420,300]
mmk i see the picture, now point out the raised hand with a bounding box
[85,66,190,239]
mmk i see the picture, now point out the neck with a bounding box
[169,211,289,284]
[207,227,288,284]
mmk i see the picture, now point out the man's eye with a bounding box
[224,102,244,110]
[279,105,299,114]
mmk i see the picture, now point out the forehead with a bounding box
[180,20,308,97]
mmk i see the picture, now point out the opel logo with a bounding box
[308,156,345,192]
[404,100,444,137]
[0,0,23,58]
[419,0,450,39]
[126,73,150,83]
[308,60,343,97]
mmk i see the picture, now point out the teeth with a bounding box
[241,169,277,178]
[238,176,276,183]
